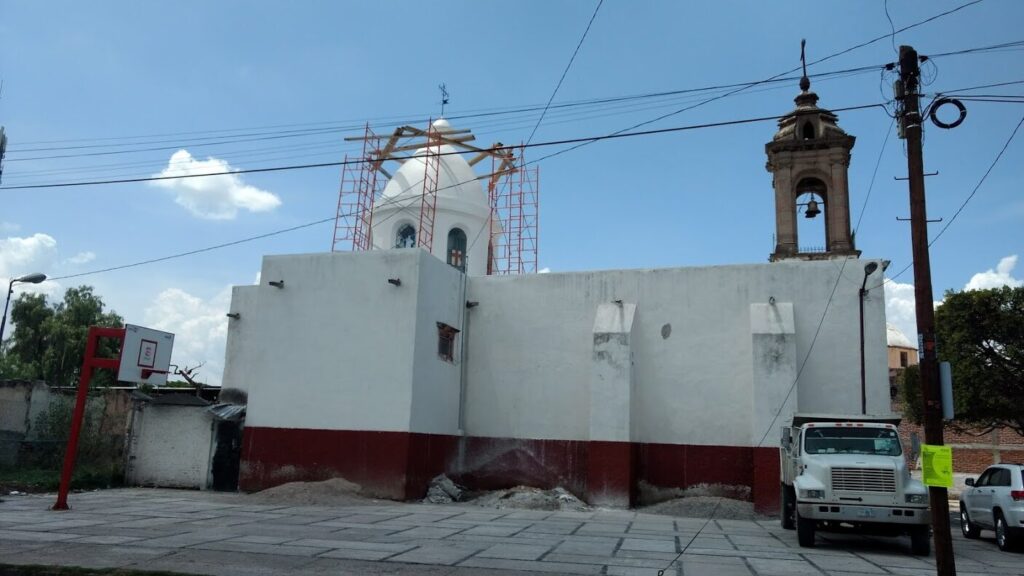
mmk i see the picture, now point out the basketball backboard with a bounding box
[118,324,174,385]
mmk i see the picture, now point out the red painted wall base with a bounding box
[240,427,780,513]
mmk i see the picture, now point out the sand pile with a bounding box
[250,477,376,506]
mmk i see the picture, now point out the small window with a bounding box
[395,224,416,248]
[802,122,815,139]
[447,228,467,271]
[993,468,1011,487]
[900,351,909,368]
[437,322,460,363]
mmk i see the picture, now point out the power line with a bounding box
[873,114,1023,289]
[5,65,881,160]
[526,0,603,145]
[0,104,886,191]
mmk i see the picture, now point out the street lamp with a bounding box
[1,272,48,344]
[859,261,879,415]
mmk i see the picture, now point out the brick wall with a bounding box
[892,397,1024,473]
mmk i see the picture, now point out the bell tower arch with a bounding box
[766,68,860,262]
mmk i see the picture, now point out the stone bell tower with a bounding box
[766,45,860,262]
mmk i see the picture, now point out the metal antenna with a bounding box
[799,39,810,92]
[438,83,450,117]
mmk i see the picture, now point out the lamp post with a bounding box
[1,272,47,344]
[859,261,879,415]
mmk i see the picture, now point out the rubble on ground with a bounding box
[462,485,590,511]
[424,474,468,504]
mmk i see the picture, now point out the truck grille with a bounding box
[831,468,896,493]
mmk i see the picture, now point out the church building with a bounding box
[220,77,889,513]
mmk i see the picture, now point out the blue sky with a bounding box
[2,1,1022,385]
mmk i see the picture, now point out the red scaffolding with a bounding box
[332,121,539,275]
[416,120,442,252]
[331,124,384,252]
[488,146,539,275]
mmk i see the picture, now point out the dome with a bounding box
[886,323,915,349]
[377,119,487,211]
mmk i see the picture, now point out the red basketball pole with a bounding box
[53,326,124,511]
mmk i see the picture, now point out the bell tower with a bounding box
[766,42,859,262]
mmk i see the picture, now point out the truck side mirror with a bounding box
[781,427,791,450]
[909,432,921,463]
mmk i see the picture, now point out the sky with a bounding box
[1,1,1022,386]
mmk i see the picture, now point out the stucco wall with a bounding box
[409,252,464,435]
[229,252,888,449]
[238,250,432,433]
[463,259,888,446]
[221,285,259,394]
[128,405,213,489]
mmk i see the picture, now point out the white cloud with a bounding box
[143,286,231,386]
[64,251,96,265]
[885,254,1023,341]
[964,255,1022,291]
[0,233,62,299]
[538,267,551,274]
[152,149,281,220]
[884,278,919,344]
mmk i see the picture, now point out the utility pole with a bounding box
[897,44,956,576]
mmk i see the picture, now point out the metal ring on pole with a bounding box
[928,97,966,129]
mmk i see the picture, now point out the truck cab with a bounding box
[780,414,931,555]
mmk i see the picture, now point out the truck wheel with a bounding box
[960,504,980,539]
[796,510,816,547]
[910,525,930,556]
[781,485,795,530]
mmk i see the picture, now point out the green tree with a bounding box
[935,286,1024,436]
[899,364,923,425]
[0,286,123,386]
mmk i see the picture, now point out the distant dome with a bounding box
[886,323,915,349]
[377,119,487,211]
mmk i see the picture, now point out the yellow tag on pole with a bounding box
[921,444,954,488]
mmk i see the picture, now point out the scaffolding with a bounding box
[487,148,539,275]
[331,124,384,252]
[332,120,539,275]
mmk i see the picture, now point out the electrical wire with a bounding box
[0,104,886,191]
[526,0,603,146]
[871,114,1023,289]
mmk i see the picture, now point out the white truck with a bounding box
[780,414,931,555]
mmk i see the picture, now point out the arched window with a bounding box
[447,228,467,271]
[802,122,816,140]
[395,224,416,248]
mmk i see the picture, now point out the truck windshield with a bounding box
[804,427,902,456]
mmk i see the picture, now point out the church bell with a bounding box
[804,199,821,219]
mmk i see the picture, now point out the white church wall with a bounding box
[464,260,888,447]
[241,250,423,433]
[221,285,258,395]
[409,250,465,435]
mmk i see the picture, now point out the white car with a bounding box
[959,463,1024,552]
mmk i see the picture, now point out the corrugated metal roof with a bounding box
[207,403,246,421]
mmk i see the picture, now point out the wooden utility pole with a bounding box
[897,44,956,576]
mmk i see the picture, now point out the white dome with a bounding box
[377,120,487,210]
[886,323,915,349]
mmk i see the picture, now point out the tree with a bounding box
[935,285,1024,436]
[0,286,123,386]
[899,364,923,425]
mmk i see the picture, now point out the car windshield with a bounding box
[804,427,902,456]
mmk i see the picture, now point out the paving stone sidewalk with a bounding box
[0,489,1019,576]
